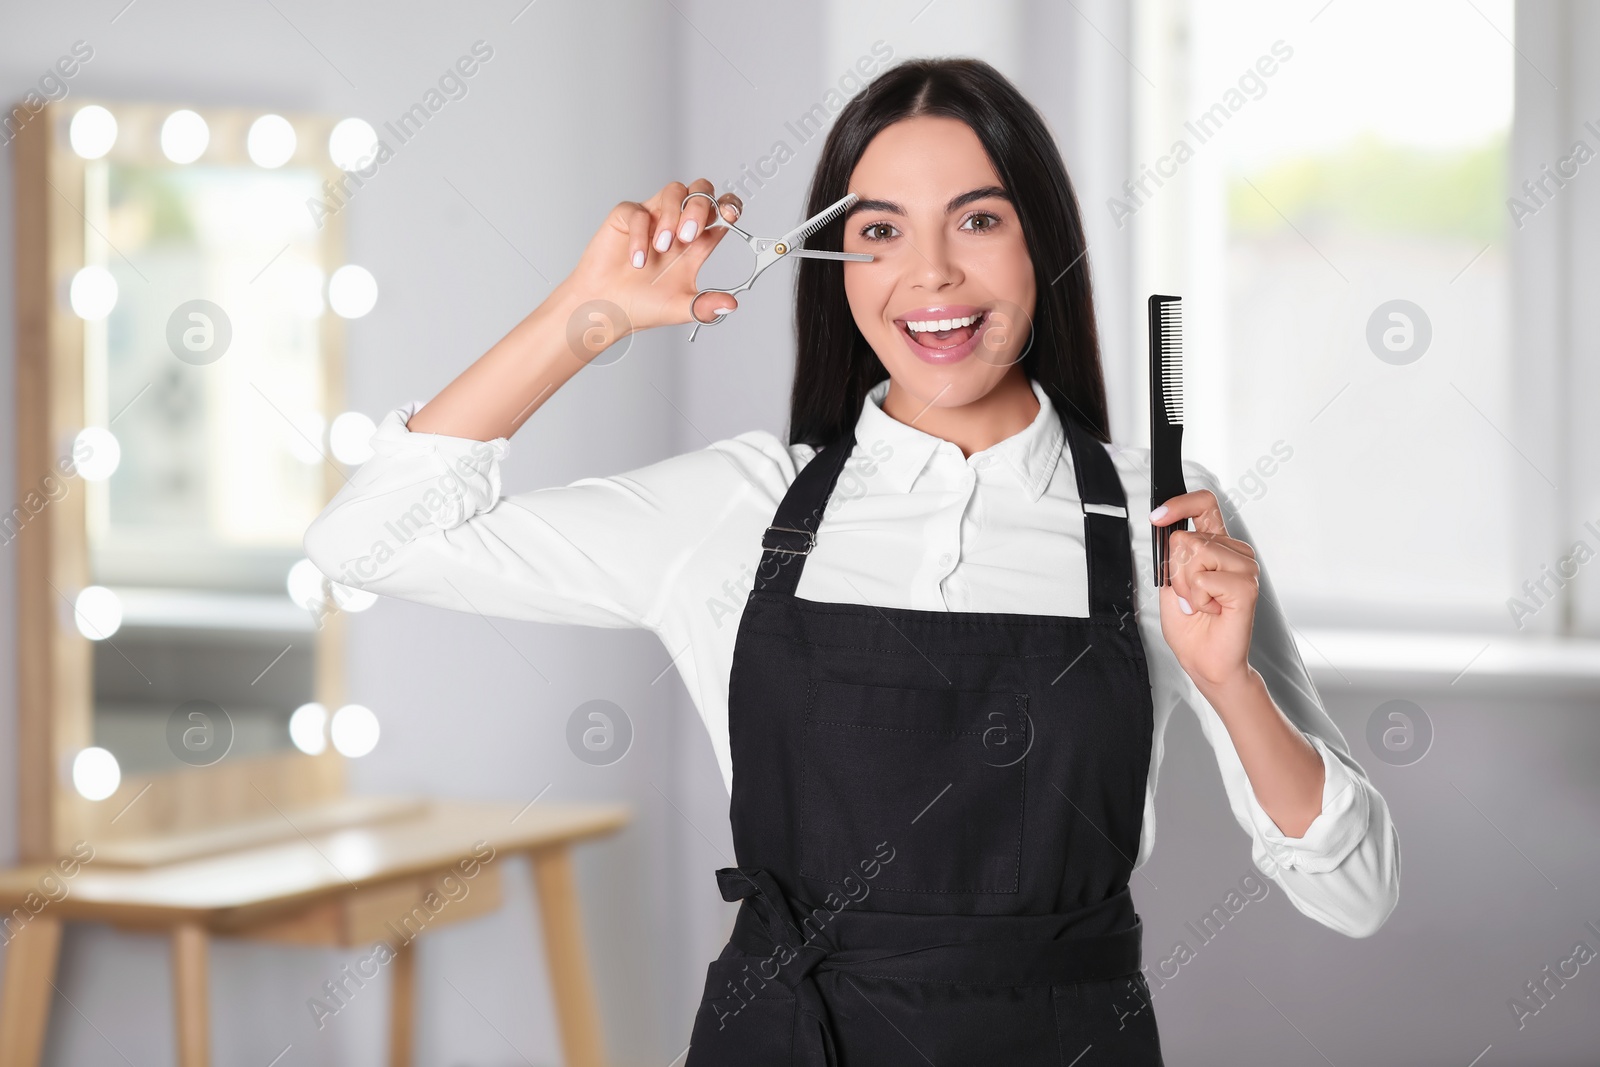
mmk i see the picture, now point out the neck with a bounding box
[881,368,1041,459]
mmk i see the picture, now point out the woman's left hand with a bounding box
[1150,489,1259,692]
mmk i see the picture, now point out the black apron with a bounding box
[685,403,1166,1066]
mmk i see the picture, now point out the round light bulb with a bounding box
[74,585,123,640]
[287,558,327,612]
[331,704,380,758]
[289,702,328,755]
[328,118,379,172]
[329,411,377,465]
[69,265,118,320]
[72,426,122,482]
[72,747,122,801]
[69,105,118,159]
[247,114,297,168]
[160,109,209,164]
[328,264,378,319]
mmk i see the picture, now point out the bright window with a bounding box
[1132,0,1516,631]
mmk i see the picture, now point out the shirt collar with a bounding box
[851,377,1066,502]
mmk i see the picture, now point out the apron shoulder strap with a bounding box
[753,429,859,596]
[1058,411,1137,621]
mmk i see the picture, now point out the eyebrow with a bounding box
[844,185,1011,220]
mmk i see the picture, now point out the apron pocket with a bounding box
[800,678,1029,895]
[686,956,798,1066]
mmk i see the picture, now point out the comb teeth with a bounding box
[1158,299,1184,426]
[793,193,858,246]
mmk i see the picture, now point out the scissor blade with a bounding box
[787,249,874,262]
[778,192,860,251]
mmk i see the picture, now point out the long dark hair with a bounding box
[789,57,1110,449]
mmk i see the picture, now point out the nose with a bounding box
[909,229,962,290]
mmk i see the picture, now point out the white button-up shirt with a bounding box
[304,376,1400,937]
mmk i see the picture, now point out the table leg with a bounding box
[530,846,607,1067]
[171,923,210,1067]
[0,915,62,1067]
[389,938,415,1067]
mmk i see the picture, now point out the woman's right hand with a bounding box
[563,178,745,337]
[405,179,747,441]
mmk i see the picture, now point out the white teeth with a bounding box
[904,313,981,333]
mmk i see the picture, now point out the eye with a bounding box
[858,221,898,241]
[961,211,1002,233]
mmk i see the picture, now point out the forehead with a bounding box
[848,116,1002,200]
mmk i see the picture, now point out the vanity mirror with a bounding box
[13,98,388,862]
[4,98,627,1067]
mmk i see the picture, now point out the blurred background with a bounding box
[2,0,1598,1064]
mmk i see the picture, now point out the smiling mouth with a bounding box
[898,309,989,350]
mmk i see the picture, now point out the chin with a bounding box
[878,352,1009,406]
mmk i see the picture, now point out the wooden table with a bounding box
[0,798,630,1067]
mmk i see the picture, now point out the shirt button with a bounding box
[975,456,992,469]
[938,552,953,567]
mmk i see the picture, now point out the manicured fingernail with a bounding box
[632,250,645,269]
[679,219,698,242]
[1178,596,1193,615]
[712,307,733,317]
[655,229,672,252]
[1149,504,1168,521]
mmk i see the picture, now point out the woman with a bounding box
[304,57,1399,1066]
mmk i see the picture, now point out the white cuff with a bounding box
[370,401,511,530]
[1247,734,1370,876]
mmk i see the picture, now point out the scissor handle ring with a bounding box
[679,190,748,238]
[679,190,755,334]
[688,287,739,327]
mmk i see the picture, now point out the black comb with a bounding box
[1149,294,1188,587]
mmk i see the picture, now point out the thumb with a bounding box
[689,290,739,323]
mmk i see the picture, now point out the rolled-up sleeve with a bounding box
[302,400,751,631]
[1165,459,1402,938]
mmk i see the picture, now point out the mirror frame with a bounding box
[12,98,354,863]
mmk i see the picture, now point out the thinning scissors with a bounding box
[680,190,874,341]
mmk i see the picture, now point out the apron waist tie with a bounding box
[713,867,1143,1066]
